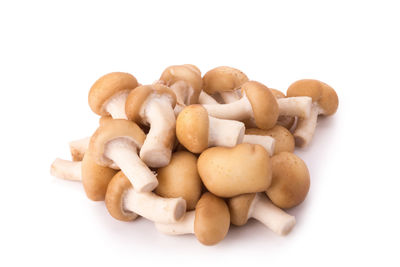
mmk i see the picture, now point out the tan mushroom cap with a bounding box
[105,171,138,221]
[156,151,202,210]
[81,151,118,201]
[183,64,201,75]
[198,143,272,198]
[270,88,286,99]
[89,119,146,167]
[246,126,295,155]
[267,152,310,209]
[88,72,139,116]
[286,79,338,115]
[242,81,279,130]
[176,105,209,153]
[202,66,249,95]
[125,84,177,125]
[228,193,256,226]
[194,192,230,246]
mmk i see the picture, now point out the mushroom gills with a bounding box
[50,158,81,181]
[242,135,275,156]
[208,116,245,148]
[102,89,130,119]
[155,211,195,235]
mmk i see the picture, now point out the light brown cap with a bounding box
[183,64,201,75]
[156,151,202,210]
[267,152,310,209]
[270,88,286,99]
[197,143,272,198]
[88,72,138,116]
[176,105,209,153]
[202,66,248,95]
[228,193,256,226]
[105,171,138,221]
[194,192,230,246]
[125,84,176,125]
[242,81,279,130]
[246,126,295,155]
[286,79,338,115]
[99,116,112,125]
[89,119,146,167]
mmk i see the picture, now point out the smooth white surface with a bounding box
[1,0,399,266]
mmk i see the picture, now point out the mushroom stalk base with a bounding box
[50,158,82,181]
[69,137,90,161]
[202,96,253,121]
[155,211,195,235]
[242,135,275,156]
[278,96,312,118]
[104,90,130,119]
[208,116,245,147]
[199,91,218,105]
[293,103,320,147]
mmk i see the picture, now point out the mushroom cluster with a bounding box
[51,65,338,246]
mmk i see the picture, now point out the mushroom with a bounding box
[228,193,296,235]
[105,171,186,223]
[197,143,272,198]
[198,91,219,105]
[69,137,90,161]
[267,152,310,209]
[246,125,295,155]
[156,151,202,210]
[241,134,275,156]
[88,72,139,119]
[286,79,339,147]
[202,66,248,103]
[154,192,230,246]
[176,105,245,153]
[125,84,177,168]
[202,81,279,130]
[89,118,158,193]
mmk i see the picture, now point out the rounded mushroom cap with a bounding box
[286,79,338,115]
[194,192,230,246]
[267,152,310,209]
[88,72,139,116]
[81,151,118,201]
[246,126,295,155]
[242,81,279,130]
[228,193,256,226]
[176,105,209,153]
[202,66,249,95]
[270,88,286,99]
[156,151,202,210]
[105,171,138,221]
[198,143,272,198]
[125,84,177,125]
[89,119,146,167]
[183,64,201,75]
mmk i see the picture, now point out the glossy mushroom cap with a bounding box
[88,72,138,116]
[194,192,230,246]
[267,152,310,209]
[202,66,248,95]
[246,126,295,155]
[228,193,256,226]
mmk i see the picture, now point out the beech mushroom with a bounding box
[125,84,177,168]
[105,171,186,223]
[228,193,296,235]
[241,134,275,156]
[197,143,272,198]
[89,119,158,193]
[156,151,202,210]
[246,125,295,155]
[155,192,230,246]
[88,72,139,119]
[267,152,310,209]
[287,79,339,147]
[202,66,248,103]
[176,105,245,153]
[202,81,279,130]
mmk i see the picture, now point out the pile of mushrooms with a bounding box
[51,66,338,246]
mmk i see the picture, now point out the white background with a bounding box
[1,0,399,266]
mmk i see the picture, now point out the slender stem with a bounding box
[208,116,245,147]
[242,135,275,156]
[104,90,130,119]
[199,91,218,104]
[154,211,195,235]
[202,96,252,121]
[69,137,90,161]
[50,158,82,181]
[293,103,320,147]
[278,96,312,118]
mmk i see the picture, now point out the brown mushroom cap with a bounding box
[245,126,295,155]
[270,88,286,99]
[202,66,249,95]
[176,105,209,153]
[198,143,272,198]
[267,152,310,209]
[194,192,230,246]
[88,72,139,116]
[105,171,138,221]
[89,119,146,167]
[228,193,256,226]
[242,81,279,130]
[156,151,202,210]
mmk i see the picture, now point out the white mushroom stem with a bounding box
[219,90,241,104]
[104,138,158,192]
[103,90,130,119]
[293,103,321,147]
[248,193,296,236]
[155,210,195,235]
[124,189,187,224]
[202,95,253,121]
[50,158,81,181]
[69,137,90,161]
[208,116,245,147]
[242,135,275,156]
[139,96,176,168]
[277,96,312,118]
[199,91,219,104]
